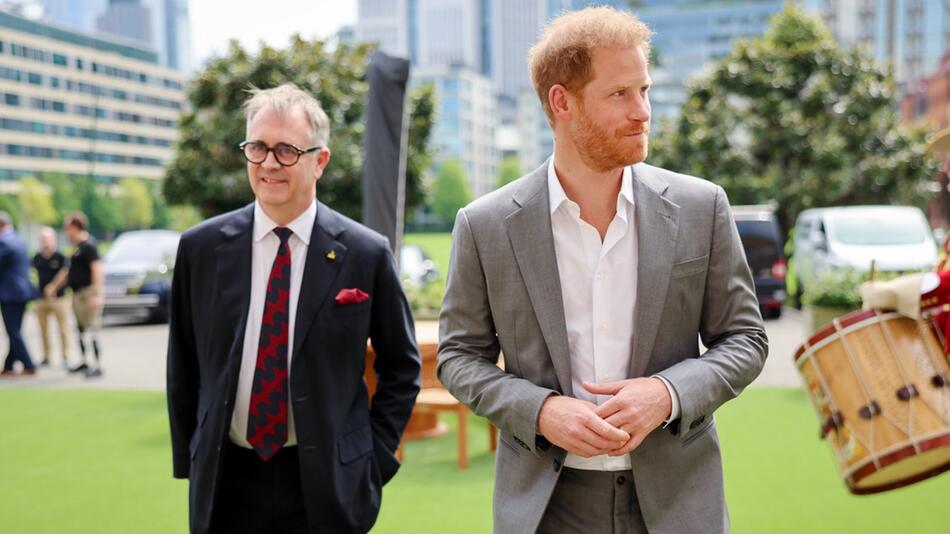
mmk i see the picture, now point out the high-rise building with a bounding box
[411,65,497,198]
[0,9,184,183]
[635,0,785,122]
[804,0,950,86]
[96,0,151,47]
[356,0,412,59]
[416,0,482,69]
[41,0,190,71]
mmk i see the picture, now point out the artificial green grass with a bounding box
[1,388,947,533]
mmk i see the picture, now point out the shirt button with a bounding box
[600,322,608,332]
[596,271,604,281]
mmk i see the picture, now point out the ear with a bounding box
[313,147,331,181]
[548,84,574,122]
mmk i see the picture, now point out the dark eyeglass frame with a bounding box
[238,140,322,167]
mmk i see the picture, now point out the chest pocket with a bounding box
[671,255,708,279]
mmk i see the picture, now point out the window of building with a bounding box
[53,53,67,66]
[28,72,42,85]
[4,93,19,106]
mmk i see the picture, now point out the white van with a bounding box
[793,206,937,298]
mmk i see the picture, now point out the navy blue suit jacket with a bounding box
[0,229,36,303]
[166,202,421,534]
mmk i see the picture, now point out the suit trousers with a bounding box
[210,441,308,534]
[537,467,648,534]
[1,302,34,372]
[35,297,71,362]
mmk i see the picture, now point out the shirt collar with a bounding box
[547,157,635,218]
[253,199,317,245]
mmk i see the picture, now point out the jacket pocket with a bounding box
[671,255,709,279]
[338,423,374,464]
[682,418,715,447]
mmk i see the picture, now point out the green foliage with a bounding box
[0,194,20,225]
[801,268,909,308]
[17,176,56,225]
[163,38,435,221]
[165,205,204,232]
[39,172,80,225]
[74,177,120,237]
[116,178,155,230]
[431,159,472,224]
[649,5,937,239]
[496,155,522,189]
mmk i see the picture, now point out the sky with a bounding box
[190,0,357,68]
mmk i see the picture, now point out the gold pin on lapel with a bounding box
[326,250,337,261]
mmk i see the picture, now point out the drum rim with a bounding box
[793,308,881,362]
[846,433,950,494]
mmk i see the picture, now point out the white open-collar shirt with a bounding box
[229,199,316,448]
[548,158,679,471]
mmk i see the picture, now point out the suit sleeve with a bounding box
[656,186,768,438]
[166,238,200,479]
[437,209,557,454]
[368,239,422,484]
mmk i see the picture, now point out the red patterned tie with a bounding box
[247,227,292,460]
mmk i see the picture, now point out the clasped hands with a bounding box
[537,377,672,457]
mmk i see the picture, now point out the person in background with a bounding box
[44,213,105,378]
[32,226,73,368]
[0,211,37,377]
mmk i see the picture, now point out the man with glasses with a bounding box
[167,83,421,534]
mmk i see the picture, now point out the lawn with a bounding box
[1,387,947,533]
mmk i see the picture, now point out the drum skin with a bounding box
[794,309,950,494]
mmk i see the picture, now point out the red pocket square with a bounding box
[335,288,370,306]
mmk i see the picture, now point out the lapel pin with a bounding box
[326,250,337,261]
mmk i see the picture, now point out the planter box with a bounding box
[802,305,859,339]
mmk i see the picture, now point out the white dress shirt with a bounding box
[547,158,679,471]
[228,199,316,448]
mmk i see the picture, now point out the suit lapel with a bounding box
[630,165,679,378]
[215,204,255,361]
[292,201,347,360]
[507,166,574,396]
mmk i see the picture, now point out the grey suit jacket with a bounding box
[437,161,768,534]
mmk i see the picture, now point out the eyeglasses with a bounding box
[238,140,322,167]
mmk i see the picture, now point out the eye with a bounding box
[246,141,267,155]
[275,143,297,159]
[613,90,627,97]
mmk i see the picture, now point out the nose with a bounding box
[629,93,651,124]
[260,148,282,170]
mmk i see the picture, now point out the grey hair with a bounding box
[243,83,331,147]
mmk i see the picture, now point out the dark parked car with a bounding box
[103,230,180,323]
[733,205,786,320]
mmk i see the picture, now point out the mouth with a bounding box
[260,177,287,185]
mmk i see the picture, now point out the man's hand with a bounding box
[88,293,101,310]
[583,377,672,456]
[43,285,56,299]
[537,395,630,457]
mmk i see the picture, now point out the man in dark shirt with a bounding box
[33,226,73,368]
[45,213,104,378]
[0,211,37,377]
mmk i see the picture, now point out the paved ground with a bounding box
[0,307,806,391]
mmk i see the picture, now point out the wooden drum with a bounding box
[794,309,950,494]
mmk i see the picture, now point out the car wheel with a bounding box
[761,307,782,320]
[148,306,169,324]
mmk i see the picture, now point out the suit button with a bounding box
[616,475,626,485]
[553,459,561,472]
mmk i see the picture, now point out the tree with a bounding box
[17,176,57,226]
[163,38,436,221]
[648,5,936,239]
[40,172,81,225]
[75,177,120,238]
[431,159,472,224]
[116,177,155,229]
[496,155,522,189]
